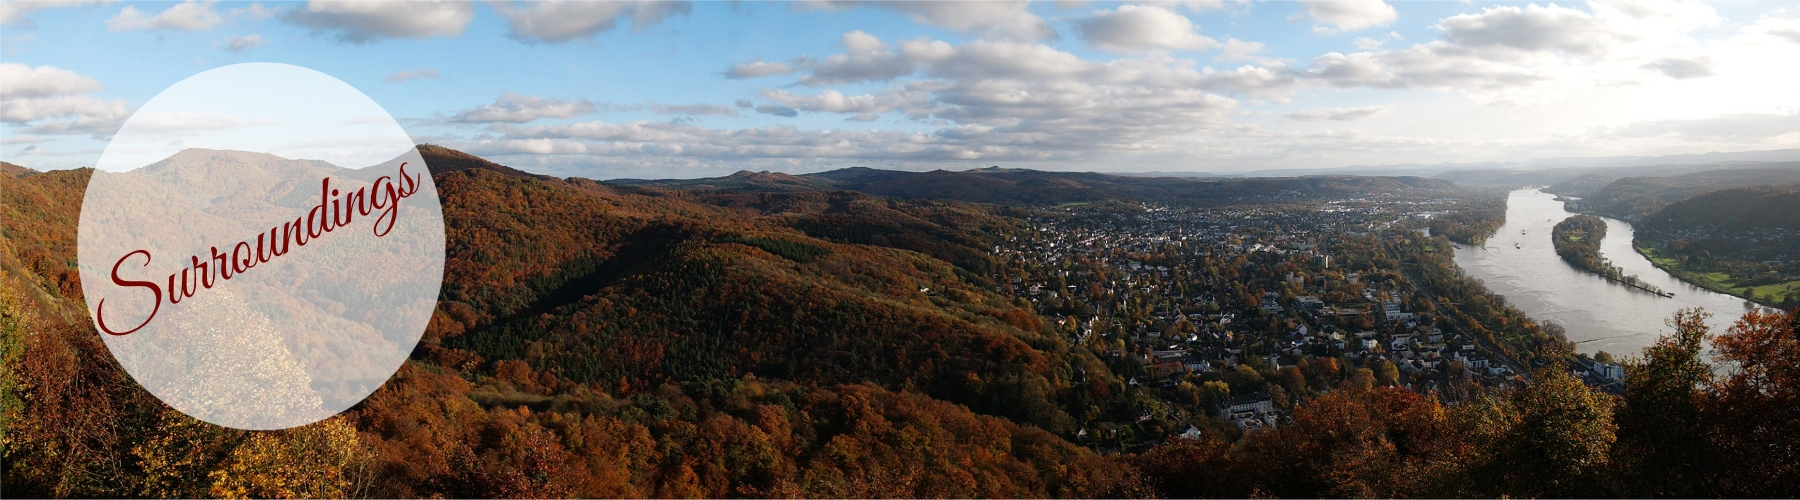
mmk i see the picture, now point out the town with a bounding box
[988,197,1625,452]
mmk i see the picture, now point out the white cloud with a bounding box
[384,69,439,83]
[448,92,596,123]
[754,103,799,117]
[106,0,222,31]
[1285,105,1389,121]
[219,34,263,52]
[1076,4,1219,53]
[1641,56,1712,79]
[283,0,473,43]
[0,63,130,138]
[1299,0,1396,33]
[1215,38,1274,63]
[798,31,917,86]
[725,60,795,79]
[491,0,690,43]
[1,0,112,28]
[648,102,738,117]
[1352,37,1385,50]
[761,88,930,121]
[803,0,1054,41]
[392,1,1797,176]
[1300,0,1726,98]
[1438,3,1614,58]
[1,95,128,123]
[0,62,101,99]
[1743,12,1800,44]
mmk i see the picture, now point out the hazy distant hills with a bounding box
[615,165,1458,205]
[1264,148,1800,183]
[1547,163,1800,221]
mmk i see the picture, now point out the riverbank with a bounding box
[1454,189,1753,358]
[1634,240,1797,307]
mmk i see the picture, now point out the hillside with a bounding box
[1551,165,1800,221]
[1639,185,1800,233]
[1633,186,1800,307]
[6,149,1799,498]
[0,150,1149,497]
[617,166,1458,205]
[417,143,554,181]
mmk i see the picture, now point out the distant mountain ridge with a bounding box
[1271,148,1800,180]
[615,165,1458,205]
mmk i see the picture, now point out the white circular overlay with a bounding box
[77,63,444,430]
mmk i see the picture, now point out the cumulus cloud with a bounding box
[803,0,1054,41]
[219,34,263,52]
[2,0,112,27]
[754,103,799,117]
[761,88,930,121]
[725,60,795,79]
[448,92,596,123]
[384,69,439,83]
[1642,56,1712,79]
[487,119,1060,165]
[0,63,101,98]
[106,0,221,31]
[1299,0,1396,33]
[0,63,130,138]
[1299,0,1725,96]
[491,0,690,43]
[1743,13,1800,44]
[798,31,917,86]
[1285,105,1389,121]
[1215,38,1275,63]
[1076,4,1219,53]
[748,34,1295,132]
[391,0,1791,176]
[1352,37,1385,50]
[523,35,1266,166]
[284,0,473,43]
[1438,3,1614,58]
[648,102,738,116]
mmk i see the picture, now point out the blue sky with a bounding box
[4,0,1799,178]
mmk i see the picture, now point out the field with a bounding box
[1636,241,1800,306]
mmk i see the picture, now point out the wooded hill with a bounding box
[4,148,1798,498]
[1547,163,1800,221]
[1634,186,1800,308]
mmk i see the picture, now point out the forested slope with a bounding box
[1634,186,1800,307]
[5,149,1798,498]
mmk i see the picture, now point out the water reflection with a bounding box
[1451,189,1752,357]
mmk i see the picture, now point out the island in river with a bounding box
[1551,214,1669,297]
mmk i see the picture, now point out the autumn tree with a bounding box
[1459,368,1615,498]
[1704,307,1800,496]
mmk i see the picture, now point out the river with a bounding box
[1451,188,1755,357]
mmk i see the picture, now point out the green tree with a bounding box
[1612,308,1712,497]
[1373,359,1400,387]
[1461,368,1615,498]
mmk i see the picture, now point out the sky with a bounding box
[3,0,1799,179]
